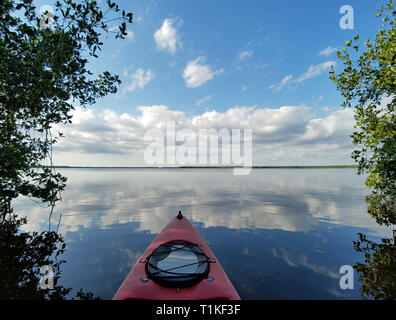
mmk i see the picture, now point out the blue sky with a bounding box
[34,0,387,166]
[94,0,381,115]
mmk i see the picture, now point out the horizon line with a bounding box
[36,165,358,169]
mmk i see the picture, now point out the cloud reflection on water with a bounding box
[12,168,393,299]
[14,168,388,238]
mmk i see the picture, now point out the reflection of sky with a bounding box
[12,168,393,299]
[15,168,390,237]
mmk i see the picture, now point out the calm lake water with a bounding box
[13,168,392,299]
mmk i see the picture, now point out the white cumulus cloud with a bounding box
[52,104,355,167]
[183,57,224,88]
[154,18,181,54]
[124,68,155,92]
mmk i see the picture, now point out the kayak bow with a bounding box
[113,211,240,300]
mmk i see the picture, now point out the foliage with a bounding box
[0,0,133,299]
[0,0,133,219]
[0,214,100,299]
[353,232,396,300]
[330,1,396,225]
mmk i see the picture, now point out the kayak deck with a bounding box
[113,212,240,300]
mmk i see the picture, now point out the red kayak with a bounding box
[113,211,240,300]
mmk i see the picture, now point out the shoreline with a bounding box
[37,165,358,169]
